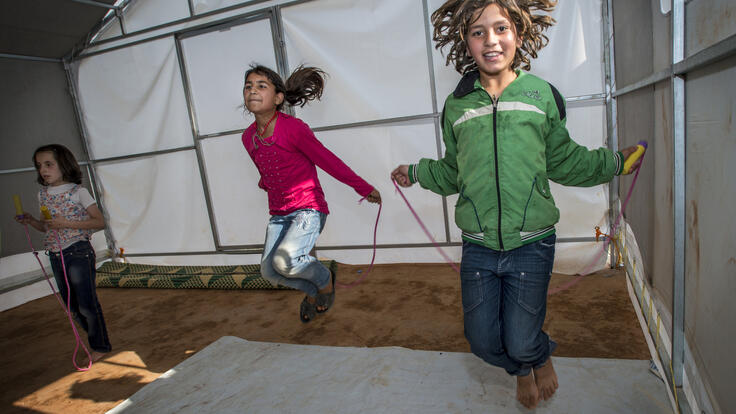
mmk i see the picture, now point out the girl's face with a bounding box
[35,151,64,186]
[466,4,521,81]
[243,73,284,115]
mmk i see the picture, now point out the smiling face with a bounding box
[35,151,64,186]
[243,73,284,115]
[466,3,522,83]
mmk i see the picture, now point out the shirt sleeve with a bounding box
[75,187,97,209]
[292,120,374,197]
[413,105,460,196]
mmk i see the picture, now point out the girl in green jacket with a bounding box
[392,0,641,409]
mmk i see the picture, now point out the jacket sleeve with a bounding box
[296,121,374,197]
[411,106,460,196]
[545,92,623,186]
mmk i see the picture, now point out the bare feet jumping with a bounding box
[517,371,539,409]
[533,358,559,401]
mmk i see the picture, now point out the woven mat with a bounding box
[96,261,336,290]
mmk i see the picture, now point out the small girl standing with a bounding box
[15,144,111,362]
[242,65,381,323]
[391,0,640,409]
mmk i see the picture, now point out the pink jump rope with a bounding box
[14,197,93,371]
[342,141,647,295]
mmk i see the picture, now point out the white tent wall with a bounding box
[612,0,736,413]
[73,0,613,274]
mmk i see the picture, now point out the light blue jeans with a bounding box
[260,209,330,297]
[460,234,557,376]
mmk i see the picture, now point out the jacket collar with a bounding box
[453,70,480,98]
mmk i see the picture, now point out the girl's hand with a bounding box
[391,165,412,188]
[14,213,32,225]
[365,189,382,204]
[44,217,70,230]
[620,145,639,160]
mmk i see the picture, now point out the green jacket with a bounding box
[410,70,623,251]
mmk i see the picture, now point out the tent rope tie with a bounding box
[22,225,93,371]
[336,196,381,289]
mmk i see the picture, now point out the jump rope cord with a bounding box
[546,154,645,295]
[336,196,381,288]
[392,179,461,274]
[22,225,92,371]
[387,155,644,296]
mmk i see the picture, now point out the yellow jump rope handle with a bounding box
[623,141,648,174]
[13,195,24,216]
[40,206,52,220]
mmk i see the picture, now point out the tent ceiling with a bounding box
[0,0,117,60]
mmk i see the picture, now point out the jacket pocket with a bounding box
[520,174,558,232]
[455,187,484,233]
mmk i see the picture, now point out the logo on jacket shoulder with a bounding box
[524,90,541,101]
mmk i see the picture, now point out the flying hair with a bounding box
[431,0,557,74]
[244,64,326,111]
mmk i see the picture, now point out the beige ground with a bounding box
[0,263,649,413]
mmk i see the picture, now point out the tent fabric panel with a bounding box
[180,17,277,136]
[94,150,216,254]
[282,0,434,128]
[76,38,192,160]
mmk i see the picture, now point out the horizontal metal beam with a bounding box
[674,32,736,76]
[91,146,195,164]
[613,68,671,97]
[0,53,62,63]
[69,0,121,9]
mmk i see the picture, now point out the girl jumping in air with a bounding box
[242,64,381,323]
[391,0,641,409]
[15,144,111,362]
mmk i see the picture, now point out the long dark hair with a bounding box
[243,64,326,111]
[33,144,82,185]
[432,0,557,74]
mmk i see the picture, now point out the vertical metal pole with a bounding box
[63,60,118,256]
[174,37,223,249]
[602,0,619,267]
[271,7,293,117]
[672,0,686,390]
[422,0,451,243]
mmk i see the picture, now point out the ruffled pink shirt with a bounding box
[242,113,374,216]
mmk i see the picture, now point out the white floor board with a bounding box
[108,336,673,414]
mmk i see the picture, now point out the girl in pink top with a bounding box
[242,65,381,323]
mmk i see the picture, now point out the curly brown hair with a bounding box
[432,0,557,74]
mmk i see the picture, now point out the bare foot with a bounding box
[315,271,334,312]
[90,351,107,362]
[517,372,539,409]
[533,358,559,401]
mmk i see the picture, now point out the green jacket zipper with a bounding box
[491,95,504,250]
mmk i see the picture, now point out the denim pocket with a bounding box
[460,270,485,314]
[518,271,550,315]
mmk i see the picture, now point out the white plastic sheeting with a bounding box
[76,38,192,159]
[179,17,277,136]
[74,0,612,273]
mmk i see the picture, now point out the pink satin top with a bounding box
[242,112,373,216]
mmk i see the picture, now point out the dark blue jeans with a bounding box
[460,234,557,376]
[49,240,112,353]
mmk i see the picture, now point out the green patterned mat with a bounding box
[96,261,336,290]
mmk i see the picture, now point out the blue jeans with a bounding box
[260,209,330,297]
[49,240,112,353]
[460,234,557,376]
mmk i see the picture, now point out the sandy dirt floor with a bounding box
[0,263,649,413]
